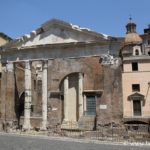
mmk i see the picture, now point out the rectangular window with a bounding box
[132,62,138,71]
[132,84,140,92]
[133,100,141,116]
[86,95,96,115]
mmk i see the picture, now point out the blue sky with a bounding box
[0,0,150,38]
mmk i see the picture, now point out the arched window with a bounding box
[135,49,139,56]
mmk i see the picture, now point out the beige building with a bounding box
[0,33,11,46]
[121,18,150,124]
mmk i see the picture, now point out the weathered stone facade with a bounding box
[0,19,149,132]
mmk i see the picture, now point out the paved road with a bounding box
[0,133,150,150]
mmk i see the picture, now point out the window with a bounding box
[133,100,141,116]
[85,95,96,115]
[132,84,140,92]
[148,51,150,56]
[135,49,139,55]
[132,62,138,71]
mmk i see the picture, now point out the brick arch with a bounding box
[59,72,84,91]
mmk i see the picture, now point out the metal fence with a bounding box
[47,122,150,142]
[1,120,150,143]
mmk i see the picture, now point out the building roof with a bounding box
[1,19,113,51]
[125,32,142,44]
[0,32,12,41]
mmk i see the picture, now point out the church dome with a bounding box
[124,18,142,45]
[125,32,142,44]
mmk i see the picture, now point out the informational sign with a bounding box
[100,105,107,109]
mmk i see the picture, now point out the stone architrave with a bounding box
[23,61,32,130]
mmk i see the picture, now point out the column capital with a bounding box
[65,76,69,80]
[25,60,32,69]
[42,60,48,69]
[78,72,83,79]
[6,62,14,72]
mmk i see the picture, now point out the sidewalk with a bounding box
[0,131,150,147]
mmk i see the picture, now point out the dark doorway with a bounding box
[133,100,141,116]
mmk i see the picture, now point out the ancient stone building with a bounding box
[0,18,149,132]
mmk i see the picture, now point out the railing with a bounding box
[47,121,150,142]
[1,120,150,143]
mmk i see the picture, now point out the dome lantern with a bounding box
[125,18,142,44]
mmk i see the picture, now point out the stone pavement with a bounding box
[0,132,150,150]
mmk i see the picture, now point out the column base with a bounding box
[23,119,31,131]
[61,120,78,129]
[40,126,47,131]
[40,121,47,131]
[22,125,31,131]
[40,127,47,131]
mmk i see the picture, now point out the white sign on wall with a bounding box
[100,105,107,109]
[52,107,58,111]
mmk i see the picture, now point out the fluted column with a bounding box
[64,76,69,122]
[41,61,48,130]
[78,73,83,118]
[23,61,32,130]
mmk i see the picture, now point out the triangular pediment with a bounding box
[5,19,110,49]
[128,92,145,101]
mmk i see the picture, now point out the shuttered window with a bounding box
[86,96,96,115]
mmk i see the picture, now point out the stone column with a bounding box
[63,76,69,122]
[83,94,87,112]
[78,73,83,118]
[41,61,48,130]
[23,61,31,130]
[5,62,15,121]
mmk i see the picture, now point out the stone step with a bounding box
[78,115,96,130]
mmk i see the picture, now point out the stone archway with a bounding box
[16,91,25,127]
[18,92,25,117]
[60,72,84,129]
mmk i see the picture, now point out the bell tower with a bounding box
[126,17,136,33]
[121,18,150,125]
